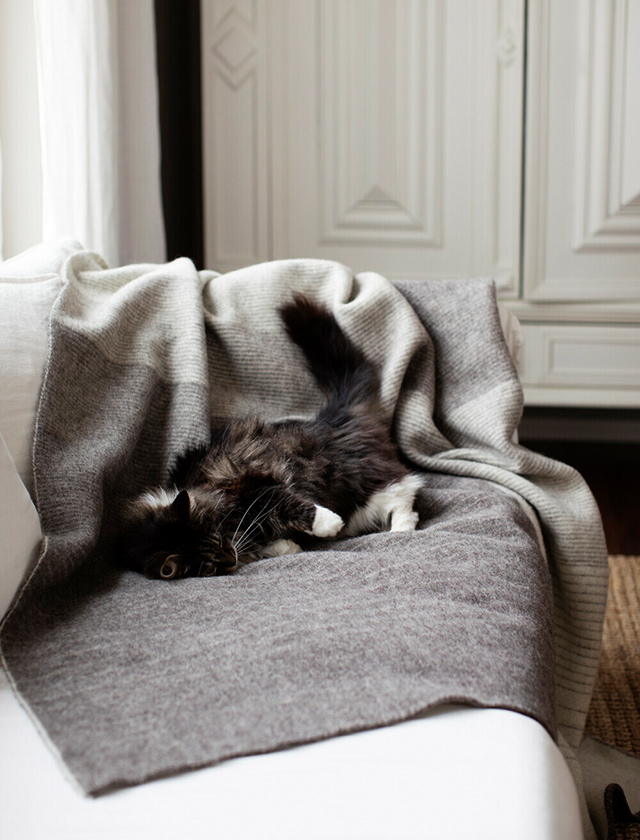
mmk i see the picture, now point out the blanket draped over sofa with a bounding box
[0,255,607,806]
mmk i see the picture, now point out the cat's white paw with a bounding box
[389,509,420,532]
[312,505,344,538]
[259,539,302,558]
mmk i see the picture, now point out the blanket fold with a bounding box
[0,256,607,812]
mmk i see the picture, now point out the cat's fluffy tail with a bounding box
[279,294,377,408]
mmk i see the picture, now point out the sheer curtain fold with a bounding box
[32,0,165,267]
[0,138,4,260]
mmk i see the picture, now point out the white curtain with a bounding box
[0,137,3,260]
[33,0,165,267]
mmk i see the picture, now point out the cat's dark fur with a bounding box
[119,295,421,580]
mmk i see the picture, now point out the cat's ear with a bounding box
[170,489,191,521]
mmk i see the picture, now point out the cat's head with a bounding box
[119,488,240,580]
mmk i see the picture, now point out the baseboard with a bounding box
[519,407,640,443]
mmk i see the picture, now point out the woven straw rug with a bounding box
[586,555,640,756]
[584,555,640,839]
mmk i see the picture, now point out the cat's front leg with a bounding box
[269,490,343,540]
[311,505,344,538]
[387,475,423,532]
[241,486,343,546]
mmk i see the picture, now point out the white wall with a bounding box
[0,0,43,259]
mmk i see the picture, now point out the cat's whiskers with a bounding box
[233,514,274,556]
[231,486,277,546]
[211,499,238,537]
[233,498,283,556]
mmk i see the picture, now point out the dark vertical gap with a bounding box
[154,0,204,269]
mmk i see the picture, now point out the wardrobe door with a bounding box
[516,0,640,407]
[201,0,525,296]
[522,0,640,303]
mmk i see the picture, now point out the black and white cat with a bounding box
[120,295,422,579]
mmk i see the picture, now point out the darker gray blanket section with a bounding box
[0,267,556,795]
[2,474,554,794]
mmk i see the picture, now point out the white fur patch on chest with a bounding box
[344,474,423,537]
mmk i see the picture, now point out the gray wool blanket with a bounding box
[1,255,607,814]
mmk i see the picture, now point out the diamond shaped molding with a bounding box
[214,26,255,72]
[211,9,257,89]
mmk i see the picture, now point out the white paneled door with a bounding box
[522,0,640,303]
[201,0,525,295]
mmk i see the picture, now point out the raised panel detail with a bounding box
[520,324,640,405]
[201,0,269,270]
[318,0,443,246]
[573,0,640,252]
[266,0,524,291]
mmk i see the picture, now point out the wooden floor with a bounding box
[519,440,640,556]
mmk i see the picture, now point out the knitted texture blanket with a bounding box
[0,255,607,819]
